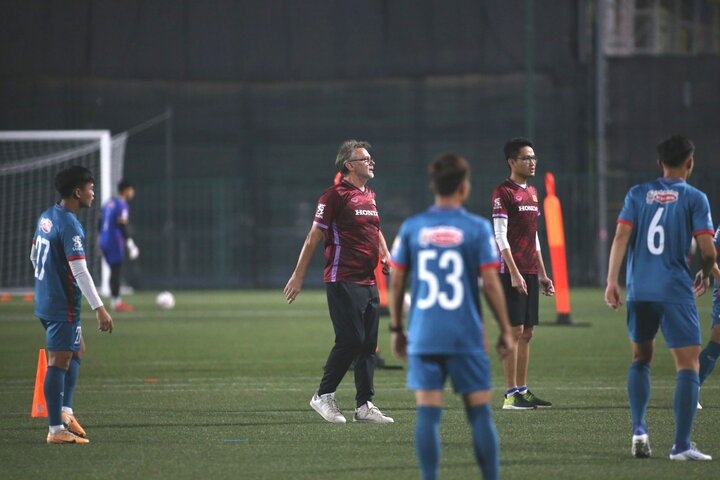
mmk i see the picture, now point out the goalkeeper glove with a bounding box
[126,238,140,260]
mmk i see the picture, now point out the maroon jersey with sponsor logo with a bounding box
[313,179,380,285]
[491,178,540,274]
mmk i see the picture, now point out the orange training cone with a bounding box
[31,349,48,417]
[544,172,573,325]
[0,293,11,302]
[23,293,34,302]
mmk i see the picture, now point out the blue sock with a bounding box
[415,406,443,480]
[699,341,720,385]
[672,369,699,453]
[44,366,67,427]
[505,387,517,398]
[63,356,81,409]
[466,404,499,480]
[627,361,650,435]
[517,385,528,395]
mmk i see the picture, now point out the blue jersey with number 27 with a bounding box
[391,207,500,355]
[32,204,87,323]
[618,178,713,305]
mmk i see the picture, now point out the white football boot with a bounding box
[669,443,712,461]
[310,392,346,423]
[353,401,394,424]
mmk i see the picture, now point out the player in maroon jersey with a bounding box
[284,140,394,424]
[492,137,555,410]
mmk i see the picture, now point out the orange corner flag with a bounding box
[31,349,48,417]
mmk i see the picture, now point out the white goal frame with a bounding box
[0,130,112,294]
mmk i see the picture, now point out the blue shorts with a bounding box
[407,353,491,394]
[101,244,124,265]
[627,301,701,348]
[40,319,82,352]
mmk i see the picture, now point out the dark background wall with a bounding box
[1,0,718,288]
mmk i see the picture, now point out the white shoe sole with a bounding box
[631,434,651,458]
[352,416,394,424]
[502,405,535,410]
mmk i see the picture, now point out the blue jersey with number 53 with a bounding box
[391,207,500,355]
[32,204,87,323]
[618,178,713,305]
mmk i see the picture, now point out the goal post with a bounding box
[0,130,117,295]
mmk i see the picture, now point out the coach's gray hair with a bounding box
[335,139,371,174]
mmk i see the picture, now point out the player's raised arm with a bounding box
[284,225,323,304]
[605,222,632,310]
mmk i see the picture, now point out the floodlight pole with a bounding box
[596,0,609,285]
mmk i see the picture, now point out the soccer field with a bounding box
[1,288,717,479]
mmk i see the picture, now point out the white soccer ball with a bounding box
[155,291,176,309]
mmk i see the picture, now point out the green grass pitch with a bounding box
[1,288,718,479]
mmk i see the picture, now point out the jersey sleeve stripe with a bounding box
[617,219,633,227]
[693,229,715,237]
[389,259,406,270]
[312,221,328,230]
[479,261,501,271]
[66,255,86,261]
[492,213,508,219]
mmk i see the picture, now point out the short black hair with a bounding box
[429,153,469,196]
[656,135,694,168]
[504,137,534,160]
[55,166,95,198]
[118,179,134,193]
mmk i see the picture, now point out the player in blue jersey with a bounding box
[605,135,716,461]
[30,166,113,444]
[389,153,513,480]
[99,179,139,312]
[696,225,720,407]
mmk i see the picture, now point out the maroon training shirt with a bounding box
[491,178,540,274]
[313,179,380,285]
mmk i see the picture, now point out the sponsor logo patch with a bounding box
[72,236,83,251]
[40,218,53,233]
[355,209,379,217]
[315,203,326,218]
[493,197,502,210]
[419,226,464,247]
[515,195,523,202]
[518,205,539,212]
[645,189,679,205]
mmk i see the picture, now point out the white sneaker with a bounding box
[669,442,712,461]
[353,401,394,424]
[631,434,651,458]
[310,392,346,423]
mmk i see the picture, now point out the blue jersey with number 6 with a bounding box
[32,204,87,323]
[391,206,500,355]
[618,178,713,305]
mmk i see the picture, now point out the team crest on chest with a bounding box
[532,194,538,202]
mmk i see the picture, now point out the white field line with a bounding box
[0,310,327,322]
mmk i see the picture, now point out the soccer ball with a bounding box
[155,291,175,309]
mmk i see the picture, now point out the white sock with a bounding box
[62,406,73,416]
[49,425,65,434]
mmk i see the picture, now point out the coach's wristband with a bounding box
[389,325,404,333]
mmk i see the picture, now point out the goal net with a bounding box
[0,131,125,294]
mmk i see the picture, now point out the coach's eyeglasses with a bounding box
[346,157,375,165]
[514,156,538,164]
